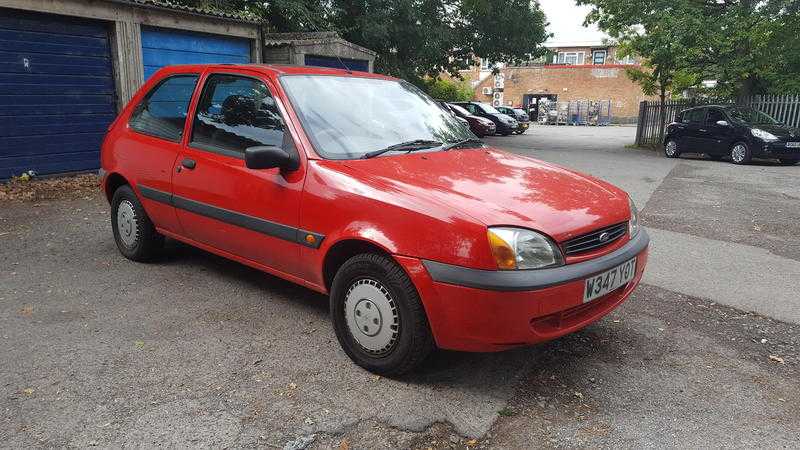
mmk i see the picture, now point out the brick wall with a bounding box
[471,65,657,123]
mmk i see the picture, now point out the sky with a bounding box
[538,0,609,45]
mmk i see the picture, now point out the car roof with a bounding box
[152,63,395,80]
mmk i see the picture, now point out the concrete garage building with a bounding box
[263,32,376,73]
[0,0,375,179]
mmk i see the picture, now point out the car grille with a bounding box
[563,222,628,256]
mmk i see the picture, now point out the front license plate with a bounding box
[787,142,800,148]
[583,258,637,303]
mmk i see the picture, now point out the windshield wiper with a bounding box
[362,139,443,159]
[441,138,485,151]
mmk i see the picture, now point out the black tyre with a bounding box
[111,185,163,262]
[730,142,752,164]
[330,253,434,376]
[664,139,681,158]
[778,158,799,166]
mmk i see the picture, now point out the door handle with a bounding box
[181,158,196,170]
[699,129,707,132]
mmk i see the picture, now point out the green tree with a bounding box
[171,0,550,85]
[579,0,800,98]
[578,0,706,143]
[424,78,474,101]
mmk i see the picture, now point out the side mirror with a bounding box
[245,146,299,171]
[716,120,729,127]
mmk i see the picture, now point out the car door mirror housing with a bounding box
[245,146,299,171]
[716,120,729,127]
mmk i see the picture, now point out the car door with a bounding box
[171,70,307,277]
[125,73,200,233]
[701,108,735,155]
[680,108,707,152]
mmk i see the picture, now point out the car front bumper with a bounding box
[395,229,650,352]
[757,141,800,159]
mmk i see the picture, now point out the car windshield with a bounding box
[727,107,780,125]
[448,103,470,116]
[479,103,500,114]
[280,75,474,159]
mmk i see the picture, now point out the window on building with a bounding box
[480,58,492,70]
[617,54,637,65]
[592,50,607,65]
[129,75,199,142]
[190,74,286,157]
[554,52,585,65]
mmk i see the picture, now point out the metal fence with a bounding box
[635,94,800,146]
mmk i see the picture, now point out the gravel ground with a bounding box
[1,125,798,448]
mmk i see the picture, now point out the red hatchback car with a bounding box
[101,64,650,375]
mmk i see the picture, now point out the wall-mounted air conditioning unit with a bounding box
[482,87,492,95]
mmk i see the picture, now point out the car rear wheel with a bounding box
[778,158,799,166]
[664,139,681,158]
[111,185,163,262]
[330,253,434,376]
[730,142,751,165]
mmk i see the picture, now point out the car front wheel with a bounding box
[111,185,163,261]
[664,139,681,158]
[330,253,434,376]
[730,142,752,164]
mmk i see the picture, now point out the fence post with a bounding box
[635,101,647,146]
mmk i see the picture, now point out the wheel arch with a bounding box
[322,238,394,292]
[104,172,130,203]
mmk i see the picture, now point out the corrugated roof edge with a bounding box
[263,32,377,56]
[111,0,261,23]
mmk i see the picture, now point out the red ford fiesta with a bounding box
[100,64,649,375]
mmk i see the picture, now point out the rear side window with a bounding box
[190,74,286,157]
[129,75,199,142]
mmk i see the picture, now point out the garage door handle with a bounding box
[181,158,196,170]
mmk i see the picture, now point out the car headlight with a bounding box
[487,227,564,270]
[628,197,640,237]
[752,128,779,141]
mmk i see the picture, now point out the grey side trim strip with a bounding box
[139,185,173,205]
[137,184,324,249]
[422,228,650,292]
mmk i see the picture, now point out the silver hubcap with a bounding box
[732,144,747,163]
[116,200,139,248]
[665,141,678,156]
[344,279,399,355]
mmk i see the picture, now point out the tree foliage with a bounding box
[423,78,474,101]
[578,0,800,97]
[170,0,549,85]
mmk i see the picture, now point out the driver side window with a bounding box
[190,74,286,157]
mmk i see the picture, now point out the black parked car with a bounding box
[452,101,518,135]
[496,106,530,134]
[664,105,800,165]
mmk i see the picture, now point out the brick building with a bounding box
[461,41,656,123]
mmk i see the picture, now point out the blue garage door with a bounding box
[304,55,369,72]
[141,27,251,80]
[0,9,116,179]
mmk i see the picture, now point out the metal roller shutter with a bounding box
[0,9,116,179]
[141,27,251,80]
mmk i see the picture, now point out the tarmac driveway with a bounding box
[1,125,798,448]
